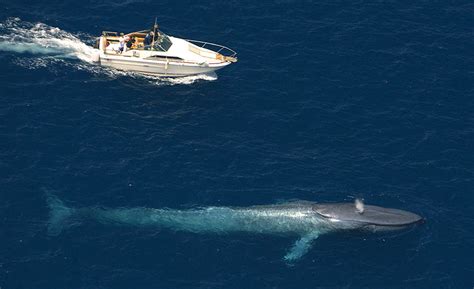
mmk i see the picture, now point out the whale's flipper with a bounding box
[284,232,319,262]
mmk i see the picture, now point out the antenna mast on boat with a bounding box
[151,17,158,47]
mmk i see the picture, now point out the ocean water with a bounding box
[1,1,473,288]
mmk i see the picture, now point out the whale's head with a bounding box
[312,201,424,232]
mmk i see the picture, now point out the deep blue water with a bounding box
[1,1,474,288]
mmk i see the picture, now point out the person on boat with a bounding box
[118,35,131,53]
[118,34,125,53]
[126,36,135,49]
[144,31,154,49]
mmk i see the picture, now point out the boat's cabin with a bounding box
[100,29,173,52]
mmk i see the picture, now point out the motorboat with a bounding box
[93,21,237,77]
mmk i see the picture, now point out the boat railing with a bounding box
[102,31,119,37]
[186,39,237,58]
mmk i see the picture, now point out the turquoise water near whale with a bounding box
[1,1,473,288]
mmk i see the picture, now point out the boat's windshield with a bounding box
[152,30,172,52]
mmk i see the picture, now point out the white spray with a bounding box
[355,198,365,214]
[0,17,98,62]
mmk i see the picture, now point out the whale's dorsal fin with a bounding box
[283,232,319,263]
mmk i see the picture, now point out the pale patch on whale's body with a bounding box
[47,195,423,262]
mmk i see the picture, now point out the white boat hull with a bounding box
[99,53,230,77]
[95,29,236,77]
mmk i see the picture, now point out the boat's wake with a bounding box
[146,72,218,86]
[0,18,97,62]
[0,18,217,85]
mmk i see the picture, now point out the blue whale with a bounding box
[47,196,423,262]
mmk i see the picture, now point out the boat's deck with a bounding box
[103,32,147,51]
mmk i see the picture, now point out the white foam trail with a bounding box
[0,18,216,85]
[81,66,217,86]
[0,42,63,55]
[149,72,218,86]
[0,18,98,63]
